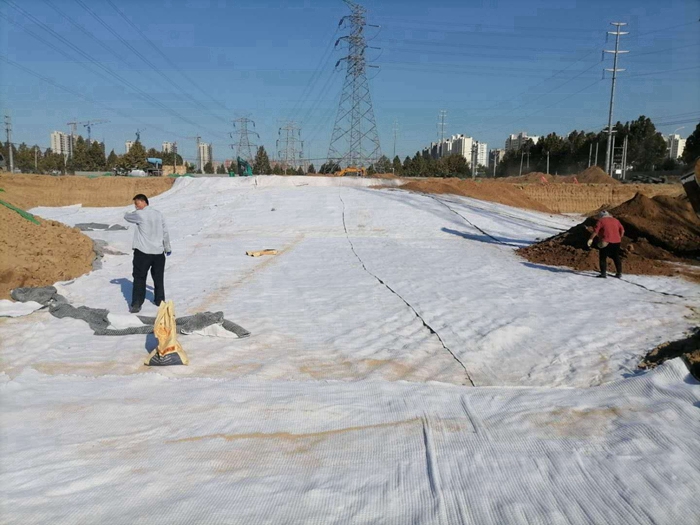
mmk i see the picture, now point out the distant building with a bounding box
[423,134,475,160]
[162,142,177,154]
[50,131,72,157]
[505,132,539,152]
[476,142,488,167]
[666,134,686,159]
[198,142,212,169]
[490,148,506,167]
[125,141,135,154]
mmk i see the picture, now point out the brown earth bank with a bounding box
[0,204,94,299]
[0,172,175,209]
[518,193,700,282]
[0,173,175,300]
[393,178,554,213]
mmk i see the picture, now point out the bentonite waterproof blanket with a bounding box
[10,286,251,338]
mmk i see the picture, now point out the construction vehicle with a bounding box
[681,157,700,218]
[230,156,253,177]
[333,166,366,177]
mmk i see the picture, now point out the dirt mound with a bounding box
[518,192,700,280]
[502,172,554,184]
[0,173,174,209]
[0,204,94,299]
[395,178,553,213]
[568,166,619,184]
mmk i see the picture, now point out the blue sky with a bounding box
[1,0,698,166]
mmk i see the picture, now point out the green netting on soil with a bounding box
[0,199,41,224]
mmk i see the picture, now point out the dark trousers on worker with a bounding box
[132,249,166,307]
[599,243,622,277]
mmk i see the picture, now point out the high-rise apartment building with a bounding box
[476,142,488,167]
[50,131,72,157]
[125,141,135,154]
[505,132,540,152]
[162,142,177,154]
[198,142,212,169]
[666,134,686,159]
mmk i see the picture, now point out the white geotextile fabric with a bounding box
[2,176,699,523]
[107,313,147,330]
[0,300,43,317]
[1,360,699,524]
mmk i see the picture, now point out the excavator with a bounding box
[229,156,253,177]
[333,166,366,177]
[682,158,700,218]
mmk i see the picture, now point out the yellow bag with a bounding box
[144,300,189,366]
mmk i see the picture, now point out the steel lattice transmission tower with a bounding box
[230,117,259,164]
[277,121,303,173]
[327,0,381,169]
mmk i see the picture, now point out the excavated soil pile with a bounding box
[518,193,700,281]
[395,178,553,213]
[562,166,620,184]
[502,172,554,184]
[0,205,94,299]
[0,173,174,209]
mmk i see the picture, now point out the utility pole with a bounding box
[34,145,39,172]
[4,115,13,173]
[603,22,628,175]
[621,135,628,180]
[392,118,399,160]
[595,142,599,166]
[471,141,478,179]
[231,117,259,164]
[588,143,593,168]
[519,150,524,177]
[492,151,497,178]
[546,151,550,175]
[611,134,616,177]
[327,0,382,168]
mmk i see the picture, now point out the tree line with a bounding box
[3,118,698,177]
[493,116,699,177]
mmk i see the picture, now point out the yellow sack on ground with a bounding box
[144,300,189,366]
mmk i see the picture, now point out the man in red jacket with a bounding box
[587,210,625,278]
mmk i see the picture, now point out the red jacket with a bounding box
[593,216,624,244]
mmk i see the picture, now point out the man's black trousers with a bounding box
[599,243,622,276]
[132,249,166,307]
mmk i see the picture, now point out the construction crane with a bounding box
[82,119,109,143]
[135,128,146,142]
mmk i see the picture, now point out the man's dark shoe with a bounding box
[596,274,607,279]
[129,304,142,313]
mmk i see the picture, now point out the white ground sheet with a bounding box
[1,176,699,523]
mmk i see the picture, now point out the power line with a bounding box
[0,54,192,142]
[3,1,224,139]
[71,0,229,132]
[104,0,231,115]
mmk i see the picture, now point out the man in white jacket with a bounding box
[124,194,171,313]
